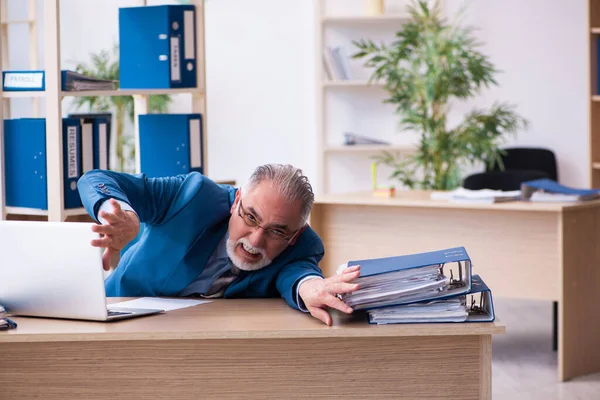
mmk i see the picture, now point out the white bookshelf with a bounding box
[0,0,208,222]
[316,0,416,194]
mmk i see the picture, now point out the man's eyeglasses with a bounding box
[238,199,297,241]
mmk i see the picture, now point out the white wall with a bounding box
[5,0,589,192]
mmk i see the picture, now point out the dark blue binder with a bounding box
[521,178,600,200]
[119,5,197,89]
[342,247,473,311]
[3,118,83,210]
[349,246,471,277]
[69,113,111,171]
[367,274,496,324]
[138,113,203,178]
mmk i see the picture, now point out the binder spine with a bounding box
[97,122,108,170]
[189,116,202,173]
[62,119,83,209]
[182,7,197,87]
[81,121,94,173]
[169,6,182,84]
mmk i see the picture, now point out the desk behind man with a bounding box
[77,164,360,325]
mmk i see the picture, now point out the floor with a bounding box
[492,298,600,399]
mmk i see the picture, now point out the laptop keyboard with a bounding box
[107,310,133,317]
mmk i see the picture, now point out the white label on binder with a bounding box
[98,123,108,170]
[184,10,195,60]
[67,126,78,179]
[81,122,94,173]
[189,118,201,168]
[170,37,181,82]
[3,72,44,89]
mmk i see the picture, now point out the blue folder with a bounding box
[342,247,473,310]
[119,5,197,89]
[367,274,496,324]
[69,113,111,171]
[138,113,203,178]
[3,118,83,210]
[349,246,472,278]
[521,178,600,200]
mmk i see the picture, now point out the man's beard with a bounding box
[226,237,273,271]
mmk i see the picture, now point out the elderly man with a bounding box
[77,164,359,326]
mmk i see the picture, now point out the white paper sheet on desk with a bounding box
[110,297,212,312]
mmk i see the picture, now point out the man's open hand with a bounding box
[90,199,140,271]
[298,265,361,326]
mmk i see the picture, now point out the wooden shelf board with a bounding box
[592,163,600,170]
[1,91,46,98]
[62,88,204,97]
[0,19,34,25]
[325,144,415,153]
[591,27,600,34]
[592,95,600,102]
[1,88,203,99]
[322,14,411,24]
[323,80,384,88]
[4,207,88,217]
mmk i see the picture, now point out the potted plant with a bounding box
[71,43,172,173]
[352,0,528,190]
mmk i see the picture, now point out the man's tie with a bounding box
[202,264,241,298]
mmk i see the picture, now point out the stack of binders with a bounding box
[3,118,83,210]
[339,247,496,324]
[3,116,111,211]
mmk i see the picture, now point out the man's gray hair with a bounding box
[243,164,314,225]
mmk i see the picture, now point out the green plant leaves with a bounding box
[352,0,528,190]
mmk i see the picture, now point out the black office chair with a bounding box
[463,169,550,191]
[487,147,558,181]
[463,146,560,352]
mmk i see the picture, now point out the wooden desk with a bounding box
[310,191,600,381]
[0,299,503,399]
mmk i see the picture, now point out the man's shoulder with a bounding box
[178,172,237,203]
[290,224,324,257]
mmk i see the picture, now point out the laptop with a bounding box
[0,220,163,322]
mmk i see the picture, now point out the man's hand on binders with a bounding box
[90,199,140,271]
[298,265,361,326]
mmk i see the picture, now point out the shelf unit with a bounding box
[591,0,600,187]
[0,0,207,221]
[315,0,415,194]
[1,0,40,118]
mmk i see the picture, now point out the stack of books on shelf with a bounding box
[2,70,115,92]
[339,246,495,324]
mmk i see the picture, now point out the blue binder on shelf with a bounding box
[138,113,203,178]
[3,118,83,210]
[119,5,197,89]
[68,113,111,171]
[367,274,495,325]
[340,246,473,311]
